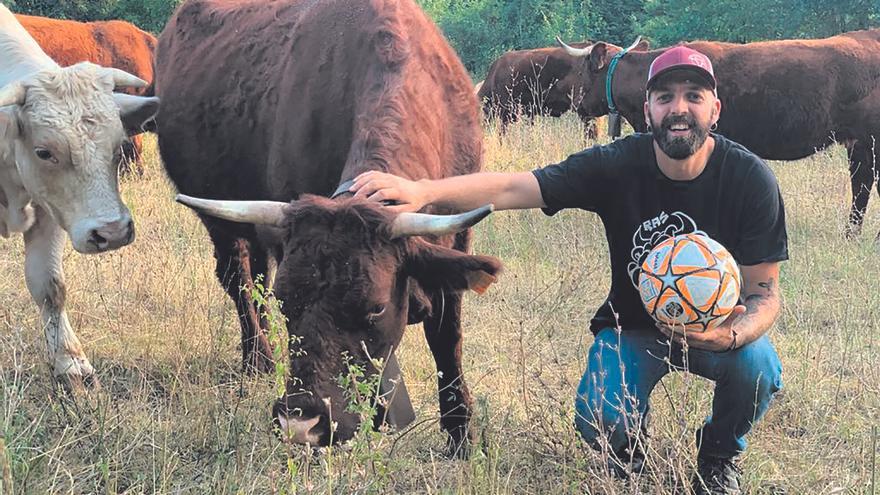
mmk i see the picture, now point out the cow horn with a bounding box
[556,36,591,58]
[624,36,643,52]
[103,68,148,89]
[0,82,26,107]
[176,194,288,227]
[390,204,494,239]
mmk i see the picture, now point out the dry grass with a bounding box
[0,117,878,494]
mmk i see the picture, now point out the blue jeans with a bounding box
[575,327,783,459]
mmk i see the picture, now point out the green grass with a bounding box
[0,117,878,493]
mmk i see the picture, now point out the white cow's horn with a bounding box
[556,36,592,58]
[0,82,26,107]
[390,204,494,239]
[176,194,288,227]
[104,68,148,89]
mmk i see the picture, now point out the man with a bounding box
[351,46,786,494]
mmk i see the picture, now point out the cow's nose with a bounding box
[89,219,135,251]
[276,414,326,445]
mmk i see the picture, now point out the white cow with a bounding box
[0,4,159,388]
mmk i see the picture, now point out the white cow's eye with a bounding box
[34,147,57,163]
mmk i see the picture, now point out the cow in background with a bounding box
[478,40,649,138]
[17,13,157,174]
[0,4,158,389]
[155,0,500,455]
[557,32,880,238]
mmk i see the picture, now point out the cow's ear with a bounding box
[114,94,160,136]
[590,42,609,72]
[405,241,502,294]
[0,108,19,140]
[634,38,651,51]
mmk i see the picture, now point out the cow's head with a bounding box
[0,62,159,253]
[177,194,501,445]
[556,36,650,118]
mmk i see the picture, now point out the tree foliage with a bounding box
[6,0,182,33]
[640,0,880,45]
[6,0,880,78]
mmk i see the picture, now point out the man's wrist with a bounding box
[724,328,738,352]
[416,178,434,207]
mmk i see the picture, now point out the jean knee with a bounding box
[731,340,784,400]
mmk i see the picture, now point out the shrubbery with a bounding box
[7,0,880,78]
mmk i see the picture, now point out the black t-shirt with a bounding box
[532,133,788,334]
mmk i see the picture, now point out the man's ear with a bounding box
[404,240,502,295]
[590,42,609,73]
[0,107,20,140]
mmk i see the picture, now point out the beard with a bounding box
[650,113,711,159]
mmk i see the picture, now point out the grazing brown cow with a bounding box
[557,32,880,237]
[154,0,501,454]
[17,13,157,172]
[478,40,648,138]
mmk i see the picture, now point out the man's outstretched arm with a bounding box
[350,170,545,212]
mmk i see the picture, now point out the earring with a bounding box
[646,123,653,132]
[710,122,718,131]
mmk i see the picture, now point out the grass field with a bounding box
[0,116,878,494]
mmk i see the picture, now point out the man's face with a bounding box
[644,73,721,159]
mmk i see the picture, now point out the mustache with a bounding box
[661,114,696,129]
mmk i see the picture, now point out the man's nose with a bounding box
[670,95,689,114]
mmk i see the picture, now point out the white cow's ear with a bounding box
[0,108,19,140]
[113,94,159,136]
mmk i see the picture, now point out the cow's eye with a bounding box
[366,304,386,324]
[34,147,57,163]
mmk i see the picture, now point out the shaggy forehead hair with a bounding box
[21,62,122,161]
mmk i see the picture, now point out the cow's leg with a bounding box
[423,289,471,457]
[847,140,876,238]
[423,231,474,457]
[210,232,274,373]
[23,208,96,390]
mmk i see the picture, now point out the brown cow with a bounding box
[478,40,648,138]
[17,13,157,173]
[154,0,501,455]
[557,32,880,238]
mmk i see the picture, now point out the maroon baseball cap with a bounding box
[646,46,716,91]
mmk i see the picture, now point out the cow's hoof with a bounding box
[53,356,99,393]
[245,353,275,375]
[444,434,473,460]
[845,223,862,240]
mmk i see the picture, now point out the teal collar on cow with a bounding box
[605,44,635,115]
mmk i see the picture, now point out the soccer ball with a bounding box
[638,233,742,332]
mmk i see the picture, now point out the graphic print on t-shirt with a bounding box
[627,210,706,287]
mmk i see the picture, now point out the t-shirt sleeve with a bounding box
[732,162,789,265]
[532,142,621,215]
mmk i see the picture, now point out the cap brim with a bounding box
[647,66,716,91]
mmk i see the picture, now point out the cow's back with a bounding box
[17,14,156,96]
[156,0,481,204]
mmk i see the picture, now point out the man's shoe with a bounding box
[691,454,743,494]
[606,435,648,479]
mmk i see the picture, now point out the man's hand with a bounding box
[351,171,428,212]
[656,305,746,352]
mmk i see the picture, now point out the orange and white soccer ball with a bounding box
[638,233,742,332]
